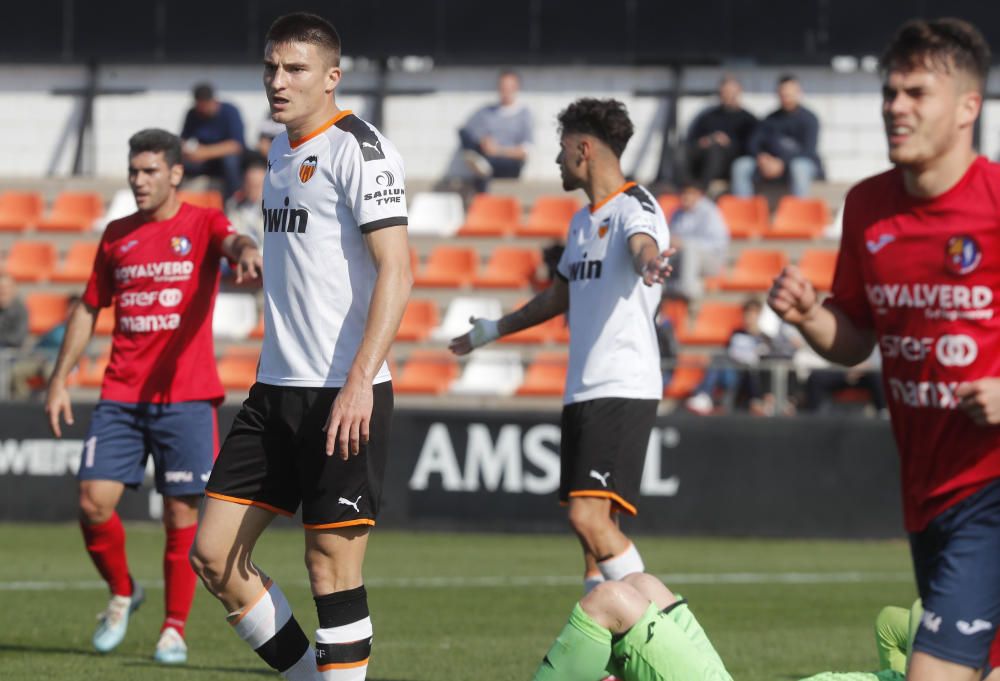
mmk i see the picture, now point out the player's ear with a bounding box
[325,65,342,95]
[169,163,184,188]
[957,88,982,130]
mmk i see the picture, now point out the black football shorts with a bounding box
[207,381,392,529]
[558,397,658,515]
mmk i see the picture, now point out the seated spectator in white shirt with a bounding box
[665,181,730,301]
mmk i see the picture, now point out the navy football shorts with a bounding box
[910,477,1000,669]
[77,400,218,497]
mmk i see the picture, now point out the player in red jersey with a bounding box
[769,19,1000,681]
[44,129,261,663]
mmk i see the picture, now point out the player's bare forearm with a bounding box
[628,233,673,286]
[497,278,569,336]
[350,225,412,384]
[796,303,877,367]
[48,300,98,388]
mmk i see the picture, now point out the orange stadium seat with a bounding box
[0,191,44,232]
[664,354,709,399]
[516,353,568,396]
[249,314,265,339]
[659,299,689,338]
[37,192,104,232]
[51,241,100,283]
[216,349,259,390]
[413,246,478,288]
[718,249,788,291]
[517,196,579,238]
[396,299,439,342]
[178,190,224,210]
[717,195,769,239]
[25,293,70,335]
[94,306,116,336]
[394,350,458,394]
[4,240,56,282]
[78,354,110,388]
[767,197,831,239]
[799,248,838,291]
[472,247,541,289]
[658,194,680,220]
[458,194,521,236]
[677,302,744,346]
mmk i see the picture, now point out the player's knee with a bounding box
[189,534,229,591]
[78,488,114,524]
[580,581,629,618]
[623,573,676,609]
[567,501,603,536]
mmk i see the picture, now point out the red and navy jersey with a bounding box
[82,202,235,404]
[829,156,1000,531]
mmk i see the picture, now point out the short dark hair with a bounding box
[266,12,341,66]
[880,18,991,92]
[777,73,798,87]
[557,98,634,158]
[193,82,214,101]
[128,129,182,167]
[742,298,763,313]
[680,178,706,193]
[241,150,268,174]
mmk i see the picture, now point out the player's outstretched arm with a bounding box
[768,265,876,366]
[221,234,262,285]
[325,224,412,459]
[448,277,569,356]
[45,300,99,437]
[628,233,675,286]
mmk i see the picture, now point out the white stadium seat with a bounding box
[430,296,503,341]
[212,292,258,340]
[450,350,524,396]
[407,192,465,237]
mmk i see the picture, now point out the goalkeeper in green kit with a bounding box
[531,572,733,681]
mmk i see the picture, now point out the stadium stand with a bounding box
[717,195,770,239]
[766,196,832,239]
[396,298,440,342]
[0,191,44,232]
[407,192,465,236]
[5,241,56,282]
[516,352,568,397]
[677,301,745,346]
[413,246,479,288]
[36,192,104,232]
[431,296,504,341]
[450,349,524,396]
[471,247,541,289]
[664,354,710,399]
[50,241,100,283]
[77,353,110,388]
[799,248,838,291]
[212,292,258,340]
[25,292,70,335]
[458,194,521,236]
[718,249,789,292]
[516,196,579,238]
[177,190,224,210]
[216,347,259,390]
[657,194,680,220]
[394,350,459,395]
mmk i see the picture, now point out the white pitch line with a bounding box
[0,571,911,592]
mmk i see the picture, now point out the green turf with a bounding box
[0,523,915,680]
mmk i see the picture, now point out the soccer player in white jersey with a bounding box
[190,13,411,681]
[451,98,672,593]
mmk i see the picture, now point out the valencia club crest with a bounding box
[299,155,318,183]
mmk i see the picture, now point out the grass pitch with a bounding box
[0,523,915,680]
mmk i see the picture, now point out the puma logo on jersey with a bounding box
[360,139,385,161]
[957,619,993,635]
[589,470,611,487]
[338,496,362,513]
[568,258,603,282]
[262,197,310,233]
[866,234,896,254]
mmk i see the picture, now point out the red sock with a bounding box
[162,523,198,638]
[80,513,132,597]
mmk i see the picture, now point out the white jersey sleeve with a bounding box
[335,119,408,233]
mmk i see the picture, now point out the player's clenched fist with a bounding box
[767,265,819,325]
[957,379,1000,426]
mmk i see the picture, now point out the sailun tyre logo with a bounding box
[299,155,318,183]
[170,236,191,256]
[945,235,982,276]
[376,170,394,187]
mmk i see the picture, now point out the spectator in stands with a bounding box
[731,74,824,197]
[180,82,246,199]
[803,349,886,416]
[685,75,757,192]
[0,273,27,350]
[225,151,267,250]
[686,298,782,415]
[664,180,729,301]
[459,70,533,192]
[256,115,285,157]
[10,294,79,400]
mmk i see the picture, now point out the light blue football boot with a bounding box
[153,626,188,664]
[92,581,145,653]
